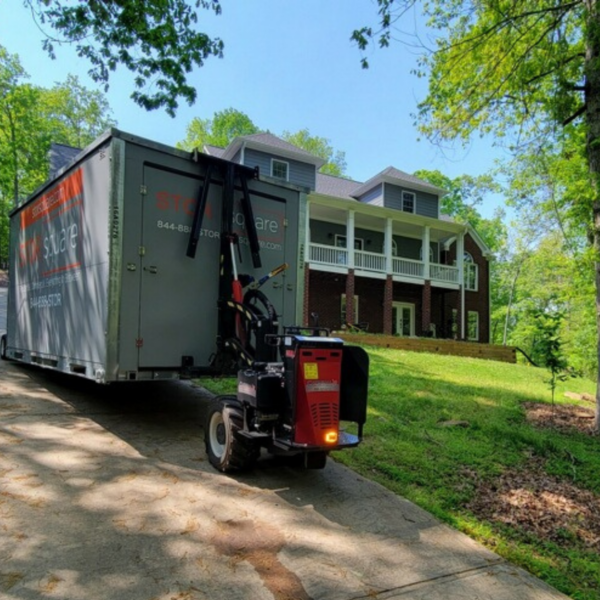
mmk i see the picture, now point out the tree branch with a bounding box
[562,104,586,125]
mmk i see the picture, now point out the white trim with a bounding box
[271,158,289,181]
[392,302,415,337]
[240,142,246,165]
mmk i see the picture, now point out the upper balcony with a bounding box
[309,243,460,287]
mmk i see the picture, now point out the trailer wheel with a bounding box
[205,397,259,472]
[0,334,6,360]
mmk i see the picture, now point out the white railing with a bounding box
[393,257,424,278]
[310,244,461,285]
[355,250,386,272]
[430,263,459,283]
[310,243,348,266]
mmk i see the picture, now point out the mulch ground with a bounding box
[466,402,600,550]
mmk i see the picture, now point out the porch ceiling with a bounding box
[309,203,458,242]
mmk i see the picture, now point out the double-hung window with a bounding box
[402,191,416,213]
[271,159,289,181]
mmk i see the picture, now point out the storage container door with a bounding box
[139,165,222,369]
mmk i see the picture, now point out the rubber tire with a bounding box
[0,334,6,360]
[243,289,277,323]
[204,397,259,473]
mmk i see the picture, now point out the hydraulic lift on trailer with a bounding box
[186,152,369,472]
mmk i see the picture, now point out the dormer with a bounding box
[214,133,325,190]
[351,167,446,219]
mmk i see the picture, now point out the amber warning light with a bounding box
[324,431,338,444]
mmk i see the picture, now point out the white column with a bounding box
[385,218,393,274]
[422,226,430,280]
[305,200,311,262]
[347,210,355,269]
[457,232,465,340]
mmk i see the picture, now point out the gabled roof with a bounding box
[315,173,362,200]
[352,166,447,198]
[221,132,326,168]
[203,144,226,158]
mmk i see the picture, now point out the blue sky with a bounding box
[1,1,507,216]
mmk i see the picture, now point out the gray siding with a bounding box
[385,183,439,218]
[244,148,316,190]
[395,236,439,261]
[357,183,383,206]
[310,220,384,252]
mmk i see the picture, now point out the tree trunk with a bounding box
[585,0,600,431]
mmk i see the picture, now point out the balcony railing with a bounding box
[393,257,424,278]
[430,263,459,283]
[310,243,348,266]
[309,243,461,286]
[355,250,386,272]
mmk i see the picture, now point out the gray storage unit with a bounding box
[5,129,305,383]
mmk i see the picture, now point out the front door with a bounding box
[392,302,415,336]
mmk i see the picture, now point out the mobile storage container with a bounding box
[4,129,305,383]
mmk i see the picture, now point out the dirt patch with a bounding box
[212,518,312,600]
[0,270,7,288]
[523,402,597,435]
[467,457,600,549]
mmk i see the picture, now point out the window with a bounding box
[391,239,398,256]
[464,252,478,291]
[467,311,479,341]
[341,294,359,325]
[402,191,416,213]
[392,302,415,336]
[451,308,458,339]
[335,235,364,250]
[271,159,289,181]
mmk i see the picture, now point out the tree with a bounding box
[23,0,223,116]
[176,108,259,151]
[0,45,114,263]
[281,129,348,177]
[356,1,600,430]
[43,75,114,148]
[413,169,506,252]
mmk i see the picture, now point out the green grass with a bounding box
[199,348,600,599]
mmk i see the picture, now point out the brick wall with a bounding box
[355,276,385,331]
[445,234,490,343]
[307,271,347,329]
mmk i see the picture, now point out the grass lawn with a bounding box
[200,346,600,600]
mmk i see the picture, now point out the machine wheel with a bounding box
[0,334,6,360]
[243,289,277,323]
[205,397,259,472]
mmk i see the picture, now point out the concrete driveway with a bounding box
[0,355,571,600]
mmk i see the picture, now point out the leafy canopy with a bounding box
[176,108,259,151]
[24,0,223,116]
[281,129,347,177]
[177,109,348,176]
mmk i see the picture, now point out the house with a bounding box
[205,133,492,343]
